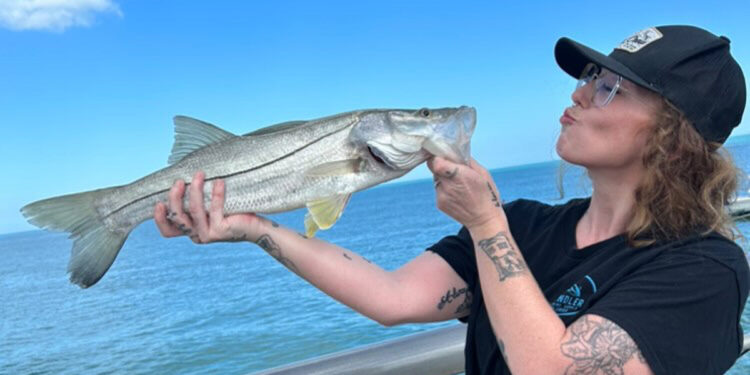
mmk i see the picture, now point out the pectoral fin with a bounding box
[304,159,363,177]
[304,194,352,237]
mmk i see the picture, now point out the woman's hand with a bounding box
[427,157,506,231]
[154,171,263,243]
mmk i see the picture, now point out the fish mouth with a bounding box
[367,142,427,170]
[368,146,387,165]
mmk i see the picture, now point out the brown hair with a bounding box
[627,98,741,247]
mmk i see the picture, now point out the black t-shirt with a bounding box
[427,198,750,375]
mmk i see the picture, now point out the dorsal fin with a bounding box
[168,116,237,164]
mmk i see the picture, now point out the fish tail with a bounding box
[20,187,129,288]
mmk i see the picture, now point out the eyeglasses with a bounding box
[577,63,623,107]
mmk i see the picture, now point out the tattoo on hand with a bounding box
[177,223,191,235]
[561,316,645,374]
[444,167,458,179]
[477,232,527,282]
[487,182,501,207]
[257,234,299,273]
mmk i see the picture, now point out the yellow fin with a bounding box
[304,194,352,237]
[304,159,362,177]
[304,214,320,238]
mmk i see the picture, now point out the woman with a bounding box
[154,25,748,374]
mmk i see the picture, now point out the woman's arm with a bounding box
[153,171,470,326]
[429,157,653,375]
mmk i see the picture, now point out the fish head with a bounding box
[351,106,477,171]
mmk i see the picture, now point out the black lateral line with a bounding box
[104,123,355,218]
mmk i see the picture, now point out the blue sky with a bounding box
[2,0,749,234]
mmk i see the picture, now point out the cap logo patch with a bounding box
[616,27,663,53]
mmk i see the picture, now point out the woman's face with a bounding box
[556,68,660,172]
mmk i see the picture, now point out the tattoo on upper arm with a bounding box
[477,232,528,282]
[454,290,473,315]
[498,339,509,364]
[257,234,300,274]
[487,182,501,207]
[561,316,647,374]
[437,287,473,315]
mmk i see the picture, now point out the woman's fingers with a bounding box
[428,157,460,183]
[167,178,194,237]
[154,202,183,237]
[209,179,226,229]
[188,171,209,241]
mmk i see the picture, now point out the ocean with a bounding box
[4,135,750,374]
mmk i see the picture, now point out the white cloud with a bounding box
[0,0,122,32]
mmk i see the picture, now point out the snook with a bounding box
[21,106,476,288]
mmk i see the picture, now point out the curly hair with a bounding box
[627,98,742,247]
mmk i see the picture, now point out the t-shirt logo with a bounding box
[552,275,597,316]
[615,27,663,53]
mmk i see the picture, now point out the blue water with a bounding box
[4,135,750,374]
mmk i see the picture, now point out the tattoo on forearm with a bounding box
[561,316,644,374]
[487,182,501,207]
[257,234,299,273]
[477,232,527,281]
[342,253,353,261]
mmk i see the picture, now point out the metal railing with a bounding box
[253,324,750,375]
[252,198,750,374]
[253,325,466,375]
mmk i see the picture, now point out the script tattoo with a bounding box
[437,287,473,315]
[455,290,473,315]
[560,316,644,374]
[477,232,527,281]
[487,182,501,207]
[257,234,299,274]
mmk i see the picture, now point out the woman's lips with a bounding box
[560,109,576,125]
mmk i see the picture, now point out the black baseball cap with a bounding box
[555,25,746,144]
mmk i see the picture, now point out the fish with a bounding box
[21,106,477,288]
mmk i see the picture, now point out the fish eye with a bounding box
[419,108,430,117]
